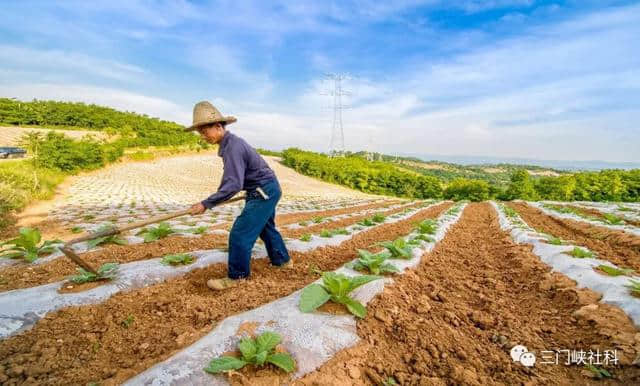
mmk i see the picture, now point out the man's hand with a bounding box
[190,202,206,215]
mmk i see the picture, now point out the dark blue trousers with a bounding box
[228,179,291,279]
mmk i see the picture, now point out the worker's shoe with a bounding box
[207,277,239,291]
[276,259,294,269]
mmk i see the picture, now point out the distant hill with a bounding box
[405,153,640,171]
[350,151,568,188]
[0,98,197,147]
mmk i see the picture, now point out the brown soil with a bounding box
[508,202,640,272]
[298,203,640,386]
[0,233,229,292]
[558,204,640,228]
[0,201,416,293]
[204,199,400,232]
[0,203,452,386]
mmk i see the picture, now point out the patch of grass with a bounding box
[0,160,66,231]
[70,262,119,284]
[567,247,594,259]
[596,265,634,277]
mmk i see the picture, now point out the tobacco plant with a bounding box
[136,222,176,242]
[379,237,413,259]
[348,250,398,275]
[299,271,381,318]
[0,227,62,262]
[86,224,128,249]
[161,253,194,265]
[70,263,119,284]
[204,331,295,374]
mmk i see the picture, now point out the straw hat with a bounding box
[184,101,237,131]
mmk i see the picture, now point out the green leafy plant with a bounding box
[86,224,128,249]
[567,247,594,259]
[0,227,61,262]
[70,226,84,234]
[546,236,563,245]
[298,221,309,226]
[412,234,434,243]
[204,331,295,374]
[596,265,634,277]
[416,219,437,235]
[136,222,176,242]
[320,229,333,238]
[379,237,413,259]
[627,279,640,297]
[602,213,624,225]
[300,233,312,242]
[299,271,381,318]
[357,218,375,227]
[70,262,119,284]
[617,205,632,212]
[83,214,95,221]
[501,205,519,218]
[372,213,386,223]
[332,228,349,235]
[383,377,398,386]
[312,216,325,224]
[188,226,208,235]
[121,314,135,328]
[584,364,612,379]
[161,253,194,265]
[348,250,398,275]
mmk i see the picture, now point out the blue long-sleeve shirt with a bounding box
[201,131,276,209]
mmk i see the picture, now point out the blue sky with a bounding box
[0,0,638,162]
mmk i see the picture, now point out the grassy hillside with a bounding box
[351,151,566,188]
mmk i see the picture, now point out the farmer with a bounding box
[186,101,292,290]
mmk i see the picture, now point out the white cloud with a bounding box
[0,45,145,83]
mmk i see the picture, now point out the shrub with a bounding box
[443,178,490,201]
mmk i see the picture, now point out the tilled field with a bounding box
[0,199,411,291]
[2,199,640,385]
[299,203,640,385]
[0,201,451,385]
[507,202,640,272]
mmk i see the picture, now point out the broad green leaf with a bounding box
[266,353,296,373]
[299,283,330,312]
[322,272,343,295]
[347,275,382,292]
[24,251,39,263]
[203,356,247,374]
[87,236,108,249]
[255,331,281,353]
[254,350,268,366]
[1,250,26,259]
[237,337,257,361]
[380,263,399,274]
[342,296,367,318]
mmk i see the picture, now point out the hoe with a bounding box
[59,194,253,274]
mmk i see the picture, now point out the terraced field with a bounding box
[2,158,640,384]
